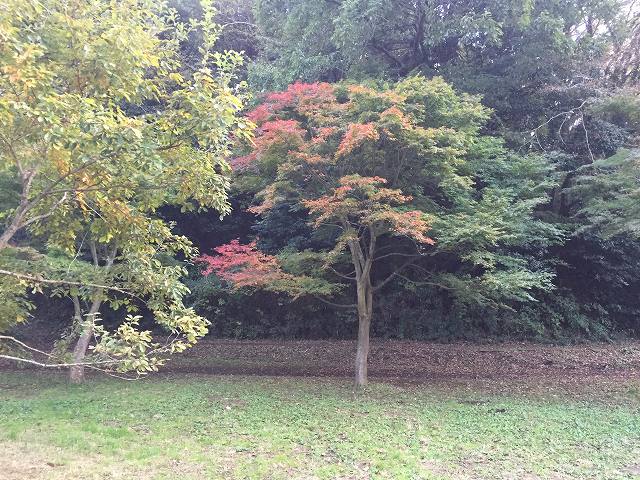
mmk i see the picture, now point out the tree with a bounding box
[606,8,640,85]
[304,176,434,385]
[250,0,623,124]
[199,78,560,386]
[0,0,251,381]
[575,148,640,238]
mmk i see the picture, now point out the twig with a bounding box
[0,354,122,368]
[0,269,139,299]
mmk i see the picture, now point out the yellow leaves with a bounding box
[14,44,42,65]
[49,147,71,174]
[0,0,245,374]
[76,191,88,213]
[168,72,184,84]
[2,65,22,83]
[129,126,143,140]
[75,171,93,213]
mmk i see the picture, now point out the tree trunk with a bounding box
[354,280,373,388]
[69,323,93,384]
[346,231,376,388]
[68,243,116,383]
[68,289,104,383]
[0,170,36,250]
[0,210,25,250]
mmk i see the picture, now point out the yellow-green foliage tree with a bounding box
[0,0,252,382]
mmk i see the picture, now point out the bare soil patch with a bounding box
[164,338,640,380]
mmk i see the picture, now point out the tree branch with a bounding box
[20,193,68,228]
[373,252,420,262]
[372,257,416,292]
[394,273,453,290]
[0,269,138,299]
[0,354,121,369]
[312,295,357,309]
[326,265,357,280]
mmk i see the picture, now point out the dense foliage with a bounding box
[2,0,640,385]
[171,0,640,349]
[195,79,566,383]
[0,0,250,381]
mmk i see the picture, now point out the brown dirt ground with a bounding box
[158,339,640,398]
[4,338,640,392]
[164,338,640,375]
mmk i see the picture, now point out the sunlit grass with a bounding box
[0,372,639,479]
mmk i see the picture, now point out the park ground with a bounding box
[1,339,640,479]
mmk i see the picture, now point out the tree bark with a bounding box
[354,279,373,387]
[347,227,376,387]
[68,242,116,383]
[69,296,101,384]
[0,221,20,250]
[0,203,28,250]
[69,323,93,384]
[0,169,36,250]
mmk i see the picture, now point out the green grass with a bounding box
[0,372,639,479]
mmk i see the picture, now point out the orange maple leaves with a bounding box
[335,123,380,157]
[230,119,306,171]
[245,82,337,127]
[234,82,392,172]
[304,176,434,246]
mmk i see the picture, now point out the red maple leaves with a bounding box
[230,119,305,171]
[234,82,394,172]
[245,82,336,127]
[196,240,284,288]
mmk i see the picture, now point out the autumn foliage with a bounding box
[200,77,560,384]
[304,175,434,246]
[335,124,380,157]
[246,82,337,125]
[197,240,284,288]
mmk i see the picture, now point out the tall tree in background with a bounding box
[575,148,640,238]
[0,0,251,381]
[172,0,258,79]
[198,79,561,385]
[245,0,640,339]
[250,0,623,125]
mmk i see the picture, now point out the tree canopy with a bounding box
[0,0,251,381]
[197,78,562,384]
[1,0,640,386]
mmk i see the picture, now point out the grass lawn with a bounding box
[1,371,639,479]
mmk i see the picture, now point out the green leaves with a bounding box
[575,149,640,238]
[0,0,252,375]
[224,77,559,316]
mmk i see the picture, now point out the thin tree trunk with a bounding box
[354,280,373,388]
[347,228,376,387]
[0,170,36,250]
[69,297,101,384]
[0,206,26,250]
[68,242,116,384]
[69,324,93,384]
[0,223,20,250]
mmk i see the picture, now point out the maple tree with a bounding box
[198,240,285,287]
[201,78,559,386]
[0,0,251,382]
